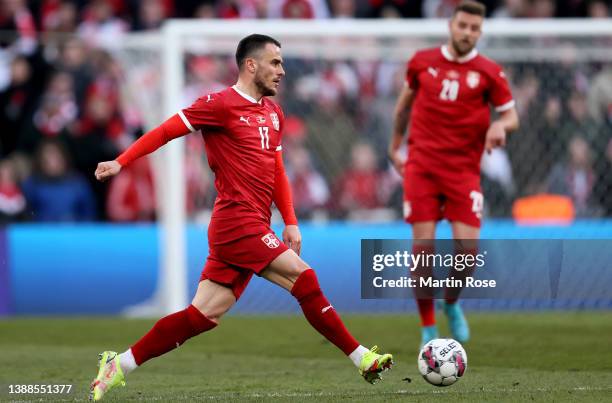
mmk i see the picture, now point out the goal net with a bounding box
[113,20,612,314]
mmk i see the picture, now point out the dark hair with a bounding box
[453,0,486,17]
[34,138,72,175]
[235,34,281,69]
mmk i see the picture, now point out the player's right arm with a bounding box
[388,82,416,177]
[95,93,223,182]
[94,114,191,182]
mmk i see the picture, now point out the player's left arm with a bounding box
[273,150,301,255]
[485,107,519,154]
[485,66,520,154]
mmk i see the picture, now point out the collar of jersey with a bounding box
[441,45,478,64]
[232,85,262,104]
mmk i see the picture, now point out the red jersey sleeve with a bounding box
[405,53,423,90]
[273,151,298,225]
[116,114,190,167]
[489,67,515,112]
[180,93,225,132]
[275,104,285,151]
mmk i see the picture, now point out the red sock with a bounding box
[416,299,436,326]
[412,244,436,326]
[291,269,359,355]
[131,305,217,365]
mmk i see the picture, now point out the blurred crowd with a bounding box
[0,0,611,223]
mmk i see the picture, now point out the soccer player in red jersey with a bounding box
[388,1,519,347]
[89,34,393,401]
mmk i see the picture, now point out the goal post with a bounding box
[116,19,612,315]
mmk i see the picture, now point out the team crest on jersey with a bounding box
[270,113,280,131]
[261,233,280,249]
[466,71,480,89]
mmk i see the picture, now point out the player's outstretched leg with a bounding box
[90,280,234,400]
[263,251,394,384]
[291,269,394,383]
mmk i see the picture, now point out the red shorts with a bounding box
[200,230,288,299]
[403,163,483,227]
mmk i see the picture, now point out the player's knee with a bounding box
[290,269,322,302]
[187,304,220,330]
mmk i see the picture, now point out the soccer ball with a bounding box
[417,338,467,386]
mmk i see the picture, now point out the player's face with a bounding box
[449,11,483,56]
[253,43,285,97]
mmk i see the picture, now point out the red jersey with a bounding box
[180,86,284,243]
[405,45,515,175]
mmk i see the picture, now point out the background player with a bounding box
[388,1,519,347]
[89,34,393,401]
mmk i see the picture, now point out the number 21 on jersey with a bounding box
[439,79,459,101]
[258,126,270,150]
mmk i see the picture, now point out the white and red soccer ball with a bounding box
[418,338,467,386]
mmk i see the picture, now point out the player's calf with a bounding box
[290,269,395,382]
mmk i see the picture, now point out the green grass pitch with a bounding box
[1,312,612,402]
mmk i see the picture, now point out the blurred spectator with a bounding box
[40,0,78,33]
[363,0,423,18]
[268,0,330,18]
[107,156,155,221]
[57,38,93,107]
[513,71,540,120]
[71,89,123,217]
[491,0,528,18]
[587,0,610,17]
[251,0,270,18]
[193,3,217,18]
[77,0,128,49]
[183,56,225,104]
[423,0,462,18]
[563,90,606,150]
[329,0,357,18]
[19,71,78,153]
[22,139,96,222]
[588,66,612,126]
[0,56,38,156]
[332,142,390,217]
[524,96,564,186]
[286,146,330,219]
[547,136,600,217]
[0,0,37,56]
[132,0,167,31]
[0,158,26,223]
[529,0,555,17]
[594,138,612,216]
